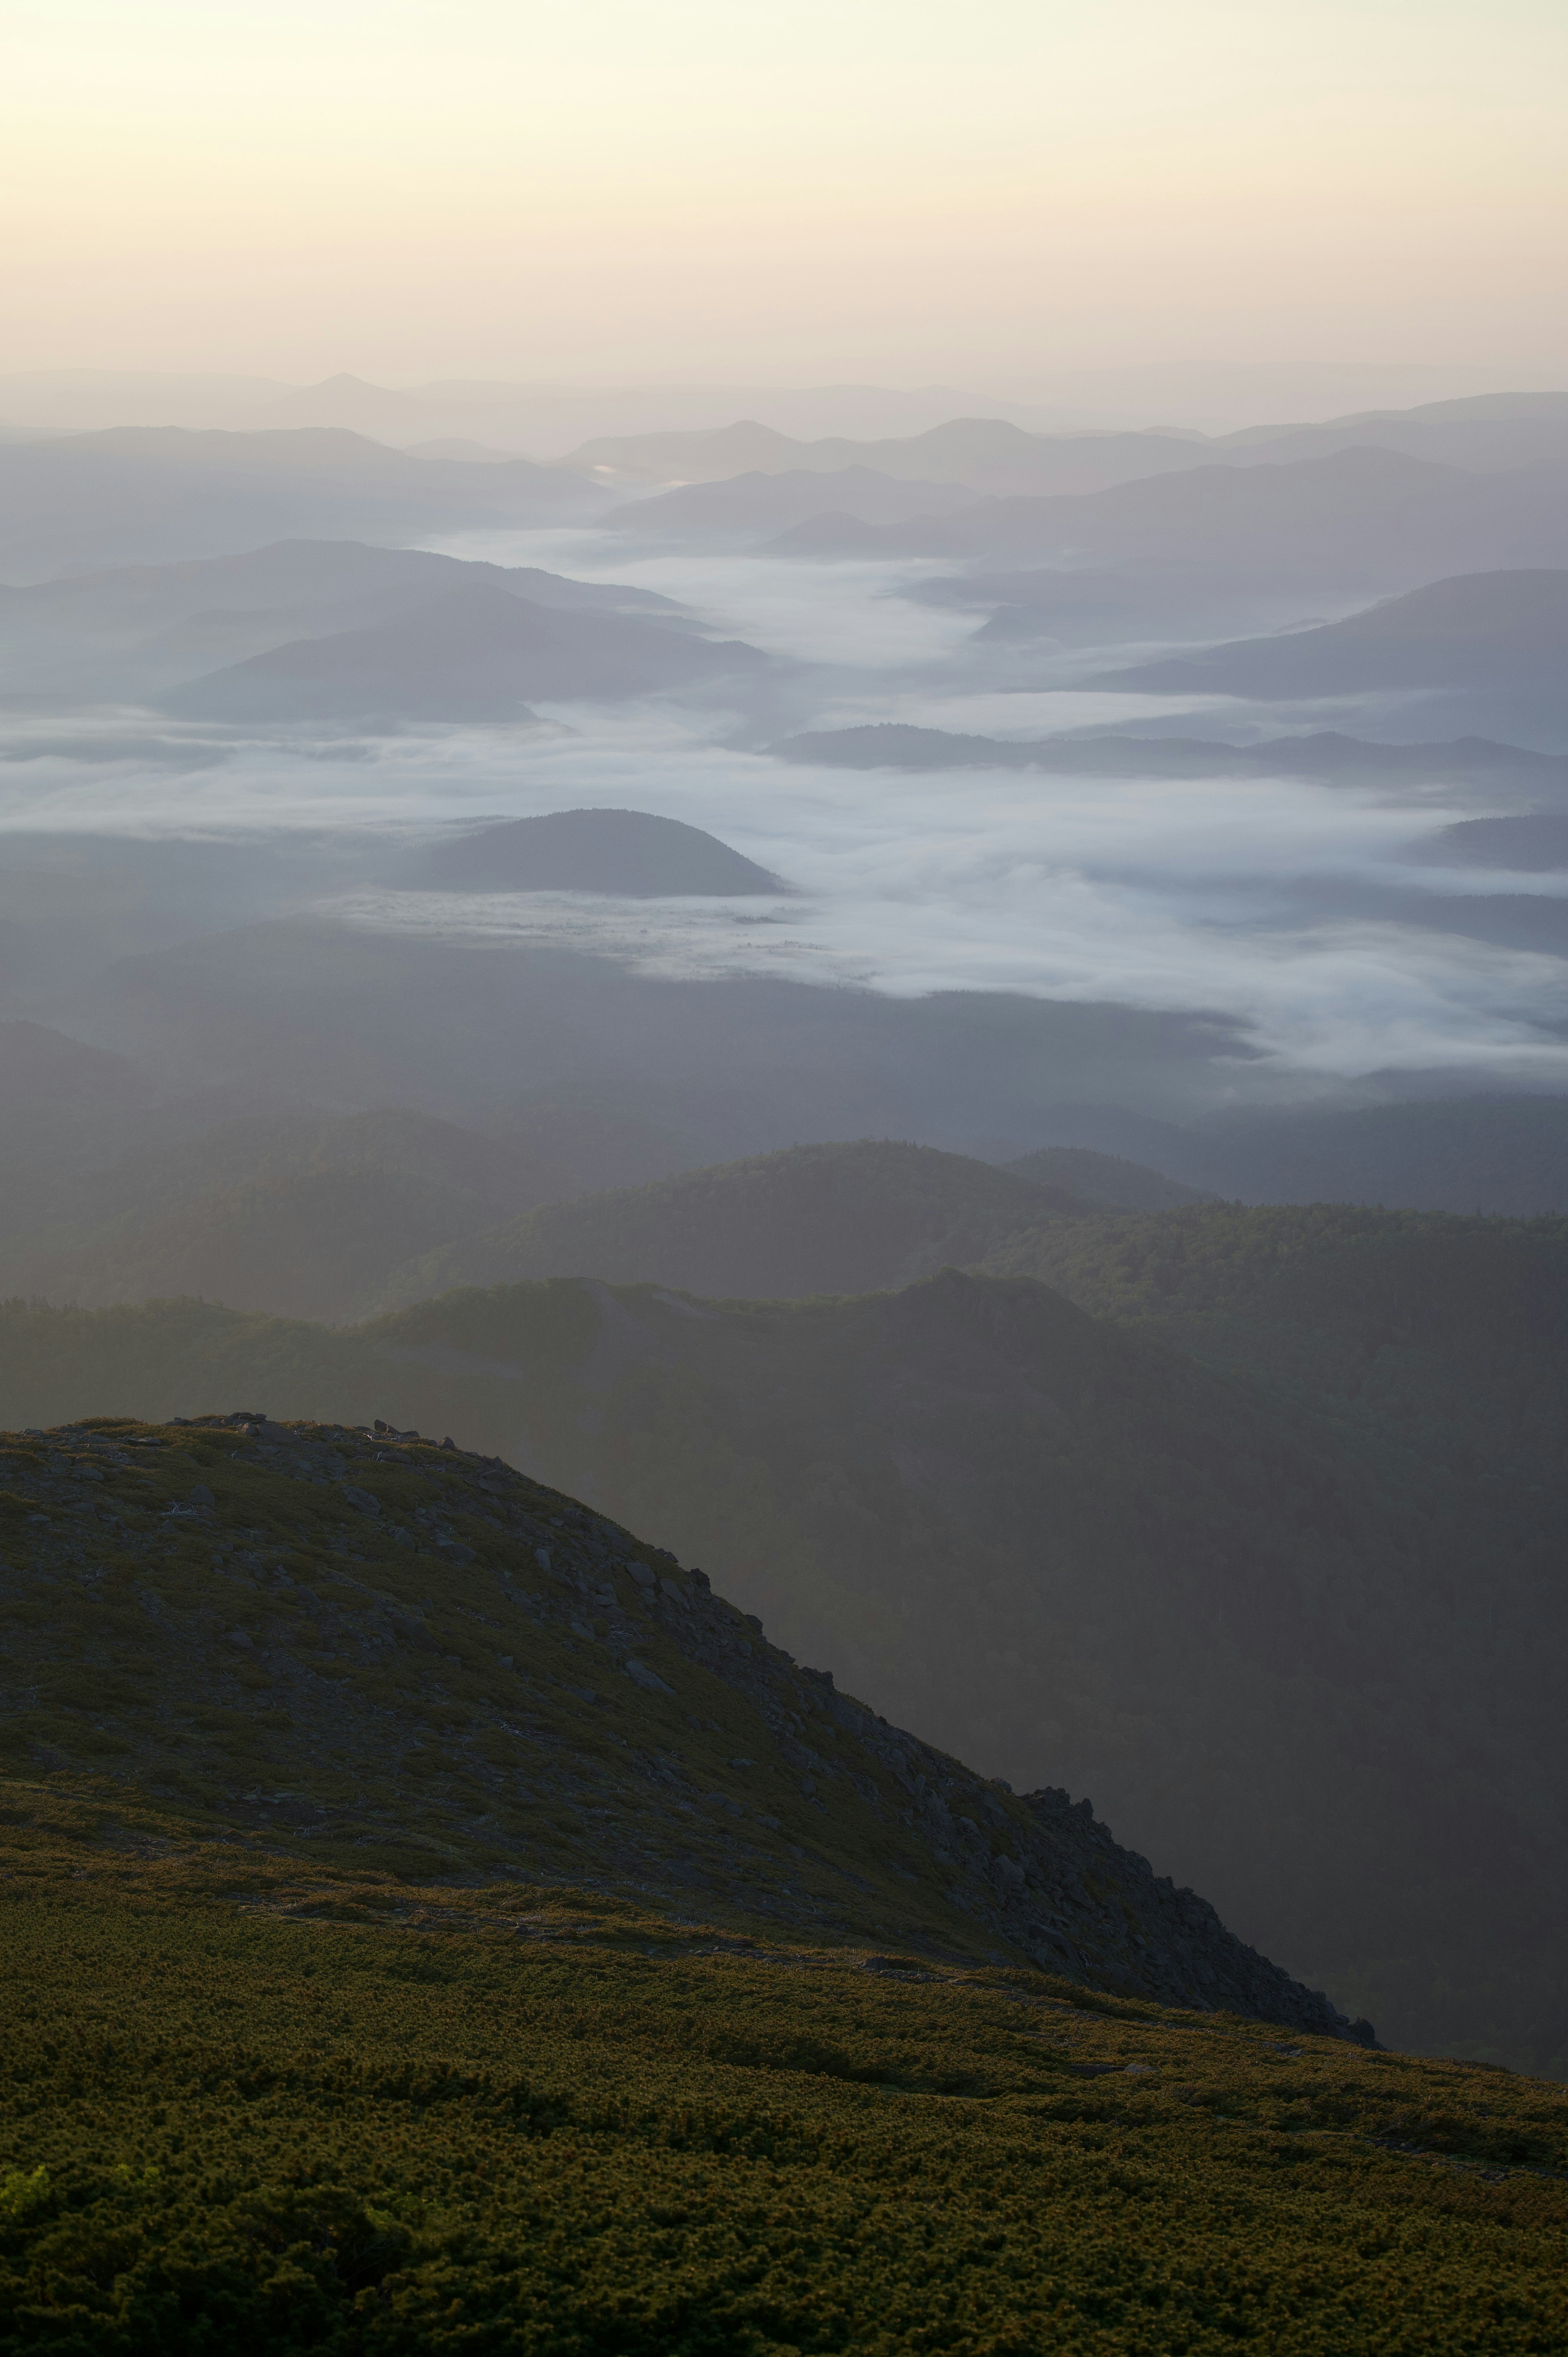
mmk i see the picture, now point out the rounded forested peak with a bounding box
[404,806,785,897]
[368,1137,1097,1311]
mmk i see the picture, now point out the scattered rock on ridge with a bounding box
[0,1411,1371,2040]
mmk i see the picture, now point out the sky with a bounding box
[4,0,1567,386]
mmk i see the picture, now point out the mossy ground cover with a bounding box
[1,1789,1566,2355]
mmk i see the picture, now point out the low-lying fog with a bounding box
[4,526,1568,1090]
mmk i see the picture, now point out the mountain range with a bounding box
[601,465,980,534]
[564,390,1568,497]
[2,1218,1563,2073]
[161,580,768,722]
[367,1141,1094,1311]
[0,537,681,705]
[0,426,608,581]
[764,447,1568,598]
[768,720,1568,795]
[1109,568,1568,709]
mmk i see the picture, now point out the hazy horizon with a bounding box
[7,0,1568,391]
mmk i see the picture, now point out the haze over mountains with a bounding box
[162,580,768,724]
[1111,569,1568,708]
[7,367,1568,2094]
[4,1215,1562,2072]
[0,427,609,581]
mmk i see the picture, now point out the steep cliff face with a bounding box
[0,1409,1369,2041]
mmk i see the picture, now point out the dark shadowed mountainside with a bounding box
[1006,1145,1213,1211]
[1183,1095,1568,1211]
[163,581,768,721]
[1010,1093,1568,1214]
[0,1409,1362,2033]
[0,1262,1559,2068]
[370,1140,1092,1310]
[402,807,783,896]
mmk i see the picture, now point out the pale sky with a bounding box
[4,0,1566,383]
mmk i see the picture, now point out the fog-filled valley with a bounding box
[7,371,1568,2098]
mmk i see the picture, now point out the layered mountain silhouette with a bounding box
[76,920,1244,1147]
[1014,1093,1568,1214]
[602,466,978,535]
[1109,569,1568,698]
[2,1242,1559,2067]
[1006,1144,1212,1210]
[0,425,608,579]
[0,538,681,702]
[402,807,784,896]
[563,392,1568,499]
[766,448,1568,594]
[370,1139,1093,1309]
[564,415,1222,495]
[163,580,768,721]
[0,1105,572,1323]
[770,721,1568,792]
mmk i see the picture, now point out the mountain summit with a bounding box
[0,1409,1365,2038]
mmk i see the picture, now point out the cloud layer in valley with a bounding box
[4,532,1567,1089]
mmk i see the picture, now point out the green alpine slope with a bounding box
[2,1792,1565,2356]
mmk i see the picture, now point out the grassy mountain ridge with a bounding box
[372,1140,1092,1311]
[0,1408,1345,2031]
[0,1268,1559,2070]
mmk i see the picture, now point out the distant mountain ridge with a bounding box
[563,389,1568,501]
[1007,1144,1212,1211]
[1109,569,1568,699]
[761,447,1568,595]
[0,1254,1556,2066]
[0,538,681,702]
[371,1139,1094,1311]
[768,721,1568,793]
[163,580,768,722]
[601,466,979,534]
[0,424,610,579]
[401,807,784,898]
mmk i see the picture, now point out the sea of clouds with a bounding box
[2,528,1566,1086]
